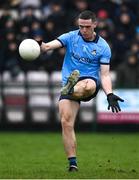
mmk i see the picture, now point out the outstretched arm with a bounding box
[100,64,124,112]
[38,39,63,52]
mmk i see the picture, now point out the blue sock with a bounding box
[68,157,77,167]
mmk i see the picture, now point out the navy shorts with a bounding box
[59,76,100,103]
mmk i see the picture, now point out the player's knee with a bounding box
[84,85,95,96]
[84,85,92,93]
[83,80,96,95]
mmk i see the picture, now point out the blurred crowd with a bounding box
[0,0,139,88]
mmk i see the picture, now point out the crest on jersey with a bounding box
[91,50,96,55]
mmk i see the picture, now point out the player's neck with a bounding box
[85,32,96,41]
[90,32,96,41]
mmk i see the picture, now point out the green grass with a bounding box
[0,132,139,179]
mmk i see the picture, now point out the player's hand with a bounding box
[36,40,42,46]
[36,40,46,52]
[107,93,124,113]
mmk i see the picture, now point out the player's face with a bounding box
[78,18,97,41]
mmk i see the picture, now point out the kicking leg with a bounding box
[72,78,96,99]
[61,70,96,99]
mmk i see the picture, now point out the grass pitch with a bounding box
[0,132,139,179]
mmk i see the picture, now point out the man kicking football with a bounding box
[38,10,124,172]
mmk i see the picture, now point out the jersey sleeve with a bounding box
[100,44,111,64]
[57,32,71,47]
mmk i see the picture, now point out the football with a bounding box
[19,39,41,61]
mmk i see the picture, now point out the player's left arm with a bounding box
[100,64,112,95]
[100,64,124,113]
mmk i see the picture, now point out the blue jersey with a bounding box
[57,30,111,86]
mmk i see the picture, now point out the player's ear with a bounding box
[93,21,97,28]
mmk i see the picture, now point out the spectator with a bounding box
[44,1,67,36]
[20,0,41,9]
[18,25,30,41]
[116,53,139,88]
[114,4,136,40]
[112,30,130,69]
[20,6,40,28]
[130,41,139,58]
[43,19,57,41]
[97,9,115,33]
[66,0,90,30]
[4,41,21,77]
[31,21,44,40]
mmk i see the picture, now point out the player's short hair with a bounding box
[78,10,97,22]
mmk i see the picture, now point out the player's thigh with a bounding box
[59,99,80,123]
[76,78,96,94]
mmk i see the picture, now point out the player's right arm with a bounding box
[40,39,62,52]
[38,31,72,52]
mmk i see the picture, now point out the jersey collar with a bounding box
[78,31,99,43]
